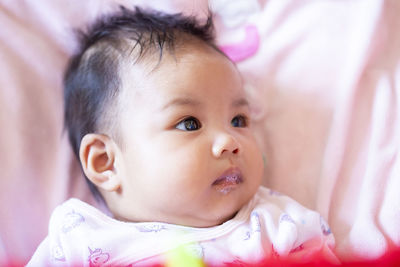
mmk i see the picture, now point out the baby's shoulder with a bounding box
[48,199,89,234]
[235,187,337,262]
[253,186,320,217]
[250,186,333,247]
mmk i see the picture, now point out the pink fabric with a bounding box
[219,24,260,62]
[0,0,398,264]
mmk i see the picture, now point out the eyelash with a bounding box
[175,115,248,131]
[175,116,201,131]
[231,114,248,128]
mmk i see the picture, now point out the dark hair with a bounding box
[64,6,220,201]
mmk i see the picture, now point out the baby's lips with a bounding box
[214,167,243,183]
[212,168,243,194]
[212,173,243,186]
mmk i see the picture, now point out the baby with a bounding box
[28,7,338,266]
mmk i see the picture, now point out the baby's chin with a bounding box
[180,199,250,228]
[171,210,241,228]
[177,190,258,227]
[159,204,244,228]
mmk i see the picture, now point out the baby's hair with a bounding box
[64,6,219,201]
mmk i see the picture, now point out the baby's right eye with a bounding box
[176,117,201,131]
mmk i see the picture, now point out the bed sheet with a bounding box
[0,0,398,264]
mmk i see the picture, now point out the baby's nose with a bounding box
[212,133,241,158]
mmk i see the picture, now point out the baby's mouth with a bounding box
[212,168,243,194]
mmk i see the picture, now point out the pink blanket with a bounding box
[0,0,398,264]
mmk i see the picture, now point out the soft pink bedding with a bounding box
[0,0,398,264]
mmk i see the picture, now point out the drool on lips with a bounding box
[212,172,243,194]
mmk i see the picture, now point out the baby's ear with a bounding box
[79,134,121,192]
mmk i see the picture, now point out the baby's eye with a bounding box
[176,117,201,131]
[231,115,248,128]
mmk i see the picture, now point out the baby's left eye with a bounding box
[231,115,248,128]
[175,116,201,131]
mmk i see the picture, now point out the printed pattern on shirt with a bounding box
[62,210,85,233]
[52,245,66,262]
[136,223,168,233]
[88,247,110,267]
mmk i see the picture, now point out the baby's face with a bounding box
[112,44,264,227]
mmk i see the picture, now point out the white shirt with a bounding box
[27,187,338,266]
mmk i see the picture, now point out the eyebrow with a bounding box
[161,96,249,110]
[161,97,201,110]
[232,98,249,108]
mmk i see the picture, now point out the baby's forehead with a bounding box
[118,38,228,91]
[118,44,241,108]
[119,34,218,66]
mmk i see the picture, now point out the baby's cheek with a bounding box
[162,158,203,189]
[246,142,264,179]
